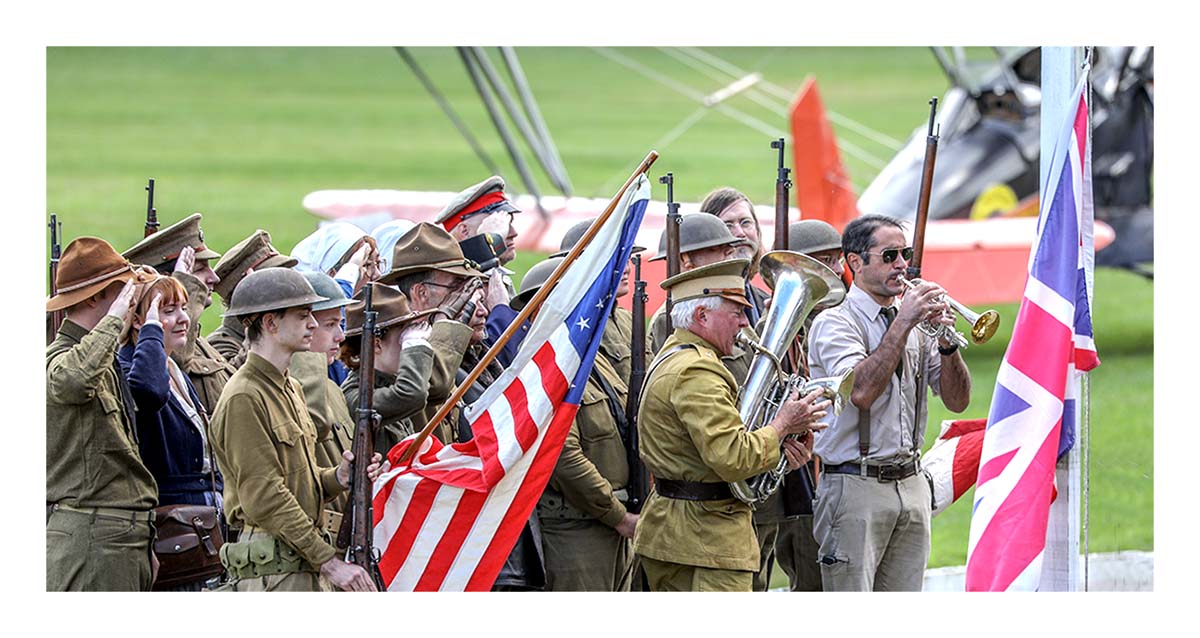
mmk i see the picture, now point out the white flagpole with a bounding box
[1038,46,1084,592]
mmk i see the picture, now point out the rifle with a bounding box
[47,214,63,344]
[144,178,159,237]
[660,173,681,330]
[908,98,939,280]
[336,283,386,589]
[622,253,650,514]
[771,138,792,251]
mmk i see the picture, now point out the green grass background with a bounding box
[46,47,1153,576]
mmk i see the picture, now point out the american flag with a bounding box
[965,74,1101,592]
[370,175,651,591]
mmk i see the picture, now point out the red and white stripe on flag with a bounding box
[965,73,1100,592]
[369,175,651,591]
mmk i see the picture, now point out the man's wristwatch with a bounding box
[938,342,959,356]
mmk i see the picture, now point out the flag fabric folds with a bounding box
[923,419,987,518]
[965,75,1101,592]
[371,175,651,591]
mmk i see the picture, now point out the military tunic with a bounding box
[206,314,248,369]
[416,320,475,444]
[341,340,435,456]
[290,351,355,516]
[632,329,781,588]
[210,352,345,588]
[538,345,634,591]
[172,271,235,415]
[46,317,158,591]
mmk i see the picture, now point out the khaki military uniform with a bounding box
[172,271,235,415]
[632,329,780,591]
[538,344,634,591]
[210,352,345,591]
[290,351,355,518]
[417,320,475,445]
[342,341,437,457]
[46,317,159,591]
[206,314,249,369]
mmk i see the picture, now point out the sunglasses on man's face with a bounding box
[861,246,914,264]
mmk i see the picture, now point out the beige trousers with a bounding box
[812,472,931,591]
[639,555,754,592]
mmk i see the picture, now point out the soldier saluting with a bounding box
[46,237,158,591]
[209,269,382,592]
[632,259,829,592]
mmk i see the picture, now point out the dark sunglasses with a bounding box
[861,246,913,264]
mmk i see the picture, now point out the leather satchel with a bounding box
[152,503,225,589]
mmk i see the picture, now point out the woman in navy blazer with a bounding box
[118,276,224,511]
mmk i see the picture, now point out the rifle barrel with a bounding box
[771,138,791,251]
[909,97,939,278]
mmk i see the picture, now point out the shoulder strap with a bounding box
[841,306,874,464]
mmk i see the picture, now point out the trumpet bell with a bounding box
[968,309,1001,344]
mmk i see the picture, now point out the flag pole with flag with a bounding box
[965,64,1101,592]
[369,166,653,591]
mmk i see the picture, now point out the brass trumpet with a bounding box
[896,275,1000,349]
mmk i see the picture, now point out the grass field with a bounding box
[46,47,1153,574]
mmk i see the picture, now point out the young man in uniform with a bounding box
[123,213,234,415]
[209,268,381,592]
[632,259,830,592]
[46,237,158,591]
[807,214,972,591]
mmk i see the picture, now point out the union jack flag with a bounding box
[370,175,651,591]
[965,74,1101,592]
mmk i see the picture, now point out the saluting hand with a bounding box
[173,245,196,276]
[105,280,138,322]
[144,293,163,326]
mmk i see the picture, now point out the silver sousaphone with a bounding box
[730,251,852,506]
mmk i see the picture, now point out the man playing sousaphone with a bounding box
[807,214,972,592]
[632,259,830,592]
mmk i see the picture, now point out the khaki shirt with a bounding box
[171,271,235,416]
[210,352,344,566]
[545,348,630,528]
[807,284,942,465]
[206,314,248,369]
[341,341,434,457]
[418,320,474,444]
[600,306,642,384]
[46,317,158,510]
[290,351,355,513]
[632,329,780,571]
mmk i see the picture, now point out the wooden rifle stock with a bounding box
[622,254,649,514]
[47,214,63,344]
[660,173,681,330]
[336,283,385,589]
[908,98,939,279]
[144,178,159,237]
[771,138,791,251]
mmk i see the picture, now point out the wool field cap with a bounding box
[510,256,565,311]
[435,175,521,233]
[47,236,157,312]
[377,222,487,284]
[659,258,752,307]
[648,213,749,262]
[788,220,843,255]
[549,218,646,259]
[122,213,221,268]
[301,272,355,312]
[213,229,298,303]
[221,268,328,318]
[343,282,438,337]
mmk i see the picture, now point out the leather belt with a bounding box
[823,460,920,482]
[654,478,733,501]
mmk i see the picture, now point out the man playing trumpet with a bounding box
[633,258,830,592]
[807,214,972,592]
